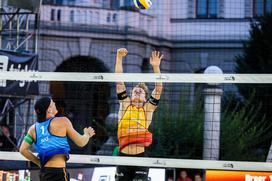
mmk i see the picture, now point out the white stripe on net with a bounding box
[0,71,272,83]
[0,151,271,171]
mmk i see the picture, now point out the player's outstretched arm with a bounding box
[65,117,95,147]
[115,48,128,94]
[150,51,163,100]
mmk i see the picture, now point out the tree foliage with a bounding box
[147,94,204,159]
[148,92,269,161]
[235,14,272,149]
[221,93,270,161]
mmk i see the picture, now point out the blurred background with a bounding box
[0,0,272,180]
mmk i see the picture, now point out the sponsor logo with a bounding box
[0,56,38,87]
[224,76,235,81]
[245,174,269,181]
[223,163,234,168]
[94,75,104,80]
[90,157,100,163]
[29,72,41,79]
[156,75,169,81]
[153,159,166,166]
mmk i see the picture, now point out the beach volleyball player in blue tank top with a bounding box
[19,97,95,181]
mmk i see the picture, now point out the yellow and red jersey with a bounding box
[118,105,152,151]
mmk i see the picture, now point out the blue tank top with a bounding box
[35,117,70,166]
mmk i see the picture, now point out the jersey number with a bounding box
[41,126,45,134]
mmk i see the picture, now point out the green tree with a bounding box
[221,93,270,161]
[148,94,204,159]
[235,14,272,149]
[148,92,270,161]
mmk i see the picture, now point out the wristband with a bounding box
[148,96,159,106]
[117,90,128,100]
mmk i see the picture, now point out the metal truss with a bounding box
[0,1,39,53]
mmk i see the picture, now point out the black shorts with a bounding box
[115,152,150,181]
[39,167,70,181]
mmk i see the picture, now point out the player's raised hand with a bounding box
[84,127,95,138]
[117,48,128,58]
[150,51,163,67]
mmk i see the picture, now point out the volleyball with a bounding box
[134,0,152,10]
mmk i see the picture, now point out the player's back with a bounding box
[35,117,70,167]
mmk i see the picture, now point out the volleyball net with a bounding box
[0,71,272,180]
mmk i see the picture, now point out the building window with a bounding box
[113,13,117,23]
[111,0,120,9]
[57,9,61,21]
[77,10,81,23]
[196,0,218,18]
[83,11,87,23]
[102,0,109,8]
[253,0,272,17]
[55,0,63,5]
[95,12,100,24]
[107,13,111,22]
[89,11,93,23]
[124,0,133,6]
[51,9,55,21]
[67,0,76,6]
[70,10,74,22]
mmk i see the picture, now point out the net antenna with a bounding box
[267,145,272,162]
[0,0,41,53]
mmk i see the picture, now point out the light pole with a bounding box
[203,66,223,160]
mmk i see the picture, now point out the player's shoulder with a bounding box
[53,117,72,127]
[53,116,70,123]
[28,124,35,131]
[53,116,69,121]
[28,124,36,136]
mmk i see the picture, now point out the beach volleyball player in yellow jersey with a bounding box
[115,48,163,181]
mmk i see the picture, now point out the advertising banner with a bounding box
[0,50,39,96]
[206,170,272,181]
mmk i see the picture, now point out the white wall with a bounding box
[171,0,188,19]
[171,21,250,40]
[148,0,171,37]
[40,5,157,36]
[73,0,104,7]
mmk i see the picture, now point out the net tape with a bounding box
[0,151,271,171]
[0,71,272,83]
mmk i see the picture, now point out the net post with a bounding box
[203,66,223,160]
